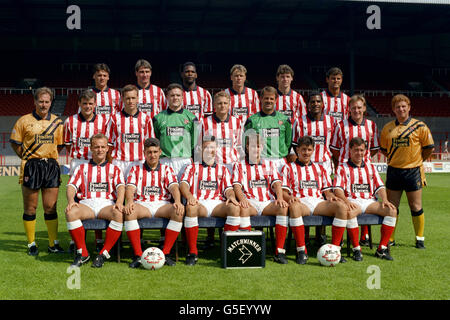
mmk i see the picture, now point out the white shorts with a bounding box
[70,158,89,176]
[248,198,272,216]
[112,159,143,179]
[160,157,192,181]
[136,200,171,217]
[350,198,377,214]
[79,198,115,218]
[299,197,325,215]
[198,199,224,217]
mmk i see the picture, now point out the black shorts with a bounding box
[22,158,61,190]
[386,166,422,192]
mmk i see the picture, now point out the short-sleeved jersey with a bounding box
[333,160,384,200]
[10,110,64,162]
[180,162,232,201]
[292,114,335,163]
[201,114,243,165]
[152,108,199,159]
[232,160,281,202]
[280,161,332,199]
[275,89,307,124]
[64,113,109,160]
[182,85,213,120]
[330,118,380,164]
[126,162,178,202]
[106,110,155,162]
[78,87,121,118]
[380,117,434,169]
[68,160,125,201]
[224,87,260,124]
[321,90,349,122]
[120,84,166,119]
[244,111,292,158]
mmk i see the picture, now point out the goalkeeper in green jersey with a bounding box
[244,86,292,172]
[152,83,199,180]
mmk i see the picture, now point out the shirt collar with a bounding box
[144,161,161,171]
[260,110,277,117]
[121,109,140,118]
[167,107,184,114]
[229,86,246,95]
[182,84,197,92]
[277,88,292,96]
[78,112,97,123]
[136,83,150,90]
[202,161,217,168]
[349,117,365,126]
[395,116,412,126]
[326,89,342,99]
[32,110,51,121]
[306,112,324,122]
[212,113,230,123]
[89,159,108,167]
[92,86,109,93]
[245,157,262,166]
[348,159,365,168]
[295,159,313,167]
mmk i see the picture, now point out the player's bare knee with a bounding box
[185,204,198,217]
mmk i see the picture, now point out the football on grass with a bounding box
[317,244,341,267]
[141,247,165,270]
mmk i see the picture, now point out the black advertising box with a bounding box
[221,230,266,269]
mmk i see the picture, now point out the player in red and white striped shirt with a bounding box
[106,84,155,178]
[65,134,125,268]
[334,137,397,261]
[275,64,307,123]
[180,62,213,120]
[130,59,166,118]
[321,67,349,122]
[232,133,290,264]
[201,91,243,171]
[77,64,121,117]
[330,95,380,245]
[124,138,184,268]
[224,64,260,124]
[280,136,348,264]
[180,136,240,265]
[292,92,336,175]
[64,90,109,175]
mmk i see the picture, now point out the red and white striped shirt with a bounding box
[330,118,380,164]
[280,161,332,199]
[180,162,233,201]
[77,87,121,118]
[68,160,125,200]
[333,160,385,200]
[106,110,155,162]
[64,113,109,160]
[126,162,178,202]
[201,114,243,165]
[321,90,349,122]
[224,87,260,124]
[275,89,307,124]
[119,84,166,119]
[182,85,213,120]
[292,114,336,163]
[232,160,280,202]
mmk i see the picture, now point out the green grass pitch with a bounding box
[0,174,449,300]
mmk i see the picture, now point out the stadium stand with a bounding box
[0,92,34,116]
